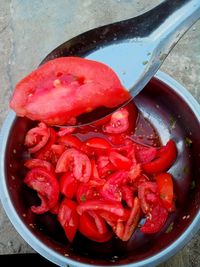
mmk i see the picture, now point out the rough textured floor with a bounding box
[0,1,200,266]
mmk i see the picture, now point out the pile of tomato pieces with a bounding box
[23,102,177,243]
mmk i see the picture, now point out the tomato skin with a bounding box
[24,158,55,173]
[24,167,59,214]
[135,145,157,164]
[101,171,129,202]
[138,182,158,214]
[55,148,92,183]
[58,198,79,242]
[138,182,169,234]
[97,156,116,178]
[128,164,141,182]
[109,151,132,170]
[57,127,75,136]
[155,172,175,211]
[77,200,125,217]
[79,212,113,243]
[121,197,141,241]
[142,140,177,174]
[10,57,130,125]
[50,201,60,215]
[57,135,82,150]
[90,159,100,180]
[59,172,79,199]
[121,185,134,208]
[87,210,108,234]
[76,182,100,203]
[103,108,129,134]
[34,128,57,161]
[140,200,168,234]
[24,122,50,153]
[48,144,66,165]
[85,137,111,150]
[99,209,131,223]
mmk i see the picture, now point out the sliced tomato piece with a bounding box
[140,200,168,234]
[10,57,130,125]
[128,164,141,182]
[24,158,55,173]
[97,155,110,169]
[57,135,82,150]
[107,133,127,145]
[103,108,129,134]
[50,200,60,215]
[99,209,131,223]
[122,197,141,241]
[24,167,59,214]
[77,200,125,217]
[87,210,108,235]
[79,212,113,243]
[109,151,132,170]
[58,198,79,242]
[155,172,175,211]
[57,127,76,136]
[85,137,111,150]
[97,156,116,178]
[91,159,99,180]
[135,144,157,164]
[76,181,100,203]
[59,172,79,199]
[24,122,50,153]
[138,182,158,214]
[55,148,91,183]
[34,128,57,161]
[48,144,66,165]
[121,185,134,208]
[101,171,129,202]
[142,140,177,174]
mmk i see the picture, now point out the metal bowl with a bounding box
[0,71,200,267]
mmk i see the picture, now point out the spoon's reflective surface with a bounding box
[42,0,200,127]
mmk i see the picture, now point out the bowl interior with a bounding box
[4,76,200,266]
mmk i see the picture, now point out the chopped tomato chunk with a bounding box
[59,172,79,199]
[24,122,50,153]
[155,172,175,211]
[103,108,129,134]
[79,212,113,242]
[55,148,92,183]
[58,198,79,242]
[24,167,59,214]
[140,200,168,234]
[142,140,177,174]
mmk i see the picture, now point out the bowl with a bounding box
[0,70,200,267]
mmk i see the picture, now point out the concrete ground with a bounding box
[0,0,199,266]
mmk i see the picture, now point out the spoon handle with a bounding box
[149,0,200,59]
[127,0,200,97]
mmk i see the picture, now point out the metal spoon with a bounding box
[42,0,200,127]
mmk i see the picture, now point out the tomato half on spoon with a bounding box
[9,57,130,126]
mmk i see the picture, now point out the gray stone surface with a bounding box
[0,0,199,266]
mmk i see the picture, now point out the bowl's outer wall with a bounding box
[0,72,200,267]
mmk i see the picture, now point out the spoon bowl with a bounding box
[41,0,200,127]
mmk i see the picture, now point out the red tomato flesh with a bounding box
[58,198,79,242]
[24,167,59,214]
[10,57,130,125]
[155,172,175,211]
[142,140,177,174]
